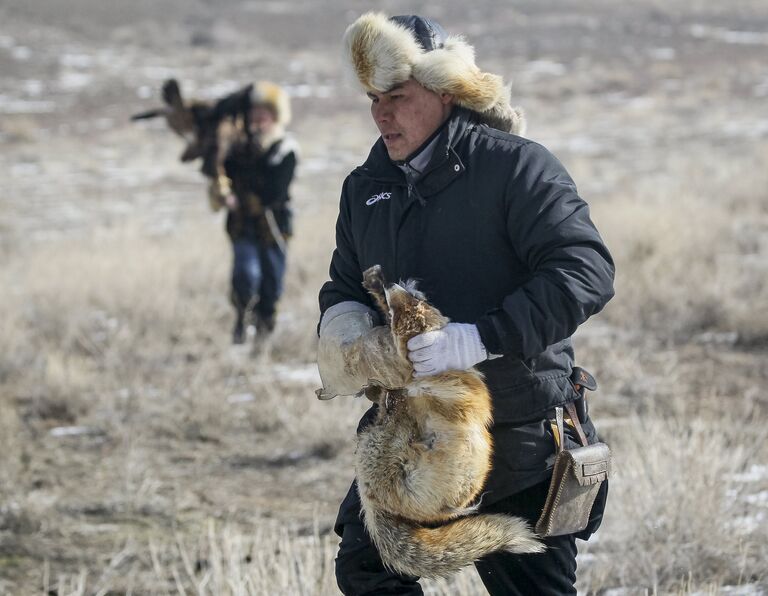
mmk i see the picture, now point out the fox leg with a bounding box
[362,265,390,322]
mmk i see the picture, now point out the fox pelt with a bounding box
[131,78,250,179]
[355,265,544,578]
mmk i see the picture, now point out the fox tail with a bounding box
[363,508,545,579]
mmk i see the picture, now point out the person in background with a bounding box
[209,82,298,344]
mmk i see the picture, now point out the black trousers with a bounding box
[334,478,608,595]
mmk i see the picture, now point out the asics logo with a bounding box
[366,192,392,206]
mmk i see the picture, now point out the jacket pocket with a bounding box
[478,356,537,392]
[488,373,574,424]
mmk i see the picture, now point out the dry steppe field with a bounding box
[1,0,767,594]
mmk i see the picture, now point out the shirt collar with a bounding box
[395,133,441,180]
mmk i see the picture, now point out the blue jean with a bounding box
[231,238,286,322]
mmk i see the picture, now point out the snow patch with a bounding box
[60,53,95,68]
[272,363,321,384]
[227,392,256,404]
[743,491,768,507]
[49,426,106,438]
[284,83,334,99]
[0,95,56,114]
[729,464,768,483]
[649,47,676,60]
[23,79,44,96]
[525,60,566,77]
[728,511,767,534]
[690,24,768,46]
[59,71,93,91]
[721,119,768,139]
[11,46,31,60]
[692,585,766,596]
[552,135,604,156]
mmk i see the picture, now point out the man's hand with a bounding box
[224,193,239,211]
[407,323,488,378]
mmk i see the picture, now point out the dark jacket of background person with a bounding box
[222,135,297,244]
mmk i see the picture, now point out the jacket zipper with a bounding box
[403,163,427,206]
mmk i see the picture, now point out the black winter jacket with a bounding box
[224,135,297,241]
[319,108,614,425]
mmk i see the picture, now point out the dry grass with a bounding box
[0,217,368,594]
[2,151,767,593]
[592,144,768,343]
[579,398,768,593]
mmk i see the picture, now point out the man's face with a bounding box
[250,104,276,135]
[368,79,453,161]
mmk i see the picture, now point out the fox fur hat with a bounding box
[249,81,291,128]
[343,13,525,135]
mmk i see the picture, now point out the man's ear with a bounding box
[440,93,454,105]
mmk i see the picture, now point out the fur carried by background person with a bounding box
[354,265,543,578]
[130,78,251,180]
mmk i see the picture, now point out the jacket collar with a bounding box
[353,107,475,198]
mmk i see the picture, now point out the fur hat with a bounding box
[342,13,525,135]
[250,81,291,128]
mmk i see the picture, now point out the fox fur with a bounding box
[131,79,257,180]
[131,79,225,176]
[355,265,543,578]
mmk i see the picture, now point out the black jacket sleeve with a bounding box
[475,142,615,358]
[261,149,297,207]
[318,178,375,323]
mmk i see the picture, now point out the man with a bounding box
[209,81,298,344]
[317,13,615,595]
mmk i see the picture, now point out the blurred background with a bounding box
[1,0,766,593]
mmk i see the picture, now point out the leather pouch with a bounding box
[535,402,611,537]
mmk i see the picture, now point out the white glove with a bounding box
[407,323,488,378]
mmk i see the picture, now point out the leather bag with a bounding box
[535,401,611,537]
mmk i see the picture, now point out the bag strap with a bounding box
[564,401,589,448]
[553,366,595,451]
[554,402,590,452]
